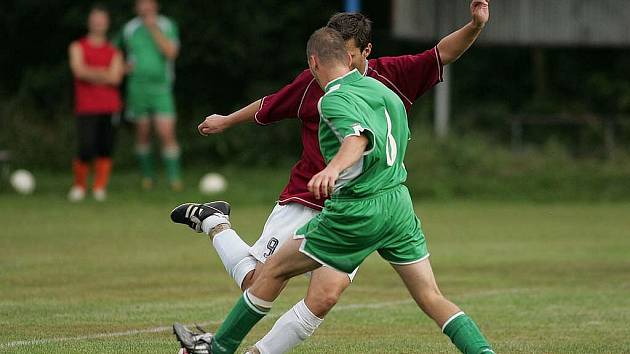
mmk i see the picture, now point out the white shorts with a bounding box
[249,203,358,281]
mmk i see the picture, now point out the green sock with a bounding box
[212,293,268,354]
[162,149,181,183]
[135,148,154,180]
[443,312,494,354]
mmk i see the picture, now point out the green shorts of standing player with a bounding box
[119,0,182,190]
[171,28,495,354]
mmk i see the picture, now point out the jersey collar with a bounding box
[325,69,362,92]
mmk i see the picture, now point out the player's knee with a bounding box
[241,269,257,291]
[261,257,290,282]
[307,286,343,317]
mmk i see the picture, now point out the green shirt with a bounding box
[119,16,179,85]
[318,69,410,198]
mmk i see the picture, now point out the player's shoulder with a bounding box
[319,87,352,113]
[122,17,143,39]
[157,15,177,29]
[294,68,316,83]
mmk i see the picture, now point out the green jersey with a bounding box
[318,69,410,198]
[119,16,179,85]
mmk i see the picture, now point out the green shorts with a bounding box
[295,185,429,274]
[126,81,176,120]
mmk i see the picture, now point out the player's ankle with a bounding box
[210,223,231,237]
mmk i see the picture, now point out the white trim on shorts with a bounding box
[295,234,359,279]
[387,253,431,266]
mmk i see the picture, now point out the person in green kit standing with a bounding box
[119,0,182,190]
[170,27,494,354]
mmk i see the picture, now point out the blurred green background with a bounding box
[1,0,630,200]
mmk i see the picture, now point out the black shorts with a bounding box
[76,113,116,161]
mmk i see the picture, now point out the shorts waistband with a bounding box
[331,184,406,202]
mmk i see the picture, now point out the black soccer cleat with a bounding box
[170,201,231,233]
[173,323,213,354]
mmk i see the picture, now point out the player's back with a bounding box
[318,69,410,198]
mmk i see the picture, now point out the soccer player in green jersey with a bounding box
[119,0,182,190]
[171,28,494,354]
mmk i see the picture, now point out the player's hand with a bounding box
[308,167,339,200]
[470,0,490,28]
[198,114,229,136]
[143,14,158,29]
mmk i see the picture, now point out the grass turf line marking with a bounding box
[1,288,533,348]
[0,300,410,348]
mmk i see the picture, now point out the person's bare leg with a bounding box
[393,259,494,353]
[393,258,460,326]
[134,118,154,188]
[155,117,182,189]
[252,267,350,354]
[248,238,321,301]
[211,238,321,353]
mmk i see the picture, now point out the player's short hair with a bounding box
[90,3,109,14]
[306,27,348,66]
[326,12,373,51]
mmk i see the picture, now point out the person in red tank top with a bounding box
[68,5,123,202]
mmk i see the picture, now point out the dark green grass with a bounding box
[1,172,630,353]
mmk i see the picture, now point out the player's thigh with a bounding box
[95,114,115,157]
[154,117,177,145]
[391,258,441,302]
[261,238,321,280]
[305,266,352,317]
[250,203,319,264]
[76,115,99,161]
[134,119,152,142]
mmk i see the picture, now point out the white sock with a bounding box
[254,299,323,354]
[212,229,256,288]
[201,215,230,235]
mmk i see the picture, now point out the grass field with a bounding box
[1,171,630,353]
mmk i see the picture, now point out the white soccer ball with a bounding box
[10,169,36,195]
[199,173,227,194]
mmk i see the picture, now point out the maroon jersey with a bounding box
[255,47,443,210]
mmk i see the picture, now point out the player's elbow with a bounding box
[164,46,179,60]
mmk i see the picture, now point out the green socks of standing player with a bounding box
[135,145,182,190]
[135,145,154,187]
[162,146,182,190]
[212,290,270,354]
[442,312,494,354]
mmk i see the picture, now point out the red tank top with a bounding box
[74,37,122,114]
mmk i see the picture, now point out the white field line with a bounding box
[0,287,532,349]
[0,300,411,349]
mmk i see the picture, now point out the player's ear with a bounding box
[363,43,372,59]
[346,52,353,68]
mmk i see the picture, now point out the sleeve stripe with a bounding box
[434,46,444,82]
[297,78,316,120]
[254,96,270,125]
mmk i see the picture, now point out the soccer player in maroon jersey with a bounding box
[68,5,124,202]
[182,1,491,352]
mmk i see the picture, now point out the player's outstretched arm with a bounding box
[198,99,262,135]
[308,135,368,199]
[436,0,489,65]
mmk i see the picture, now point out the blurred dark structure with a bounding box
[392,0,630,155]
[1,0,629,170]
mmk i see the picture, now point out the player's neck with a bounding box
[87,33,107,46]
[320,66,351,89]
